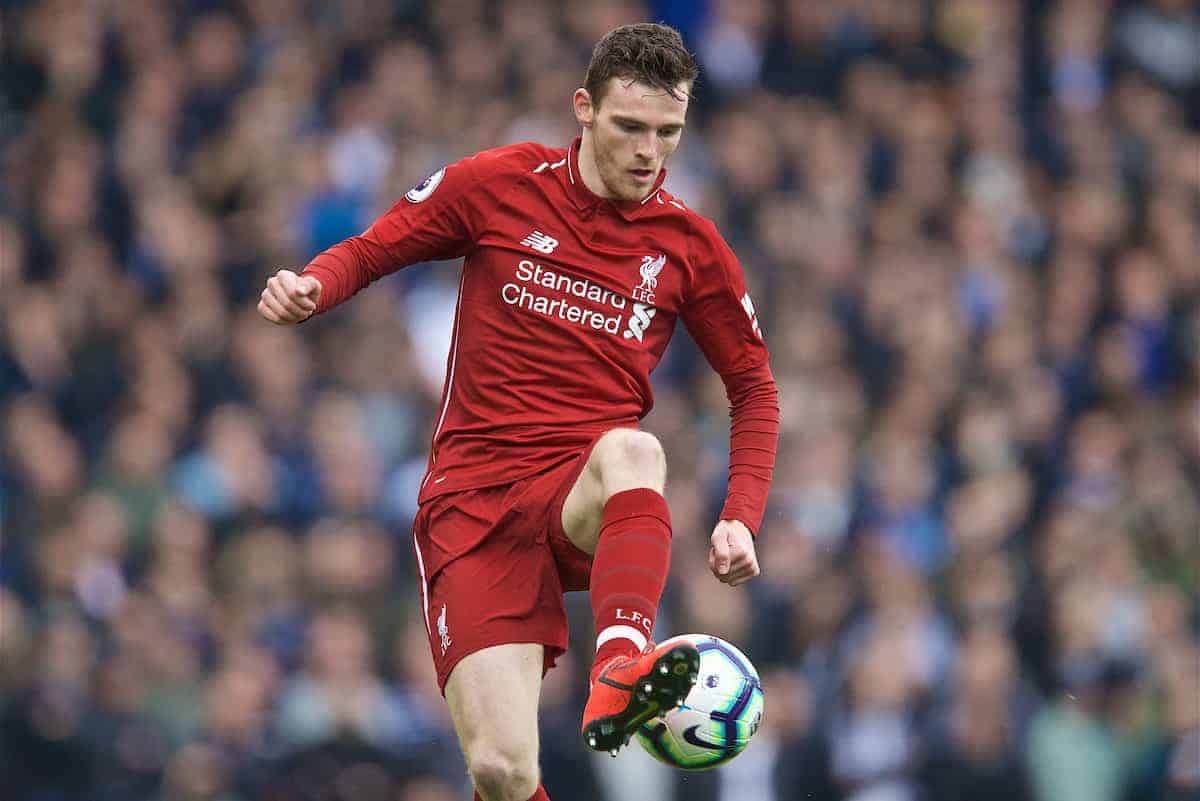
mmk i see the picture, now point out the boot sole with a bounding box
[583,644,700,755]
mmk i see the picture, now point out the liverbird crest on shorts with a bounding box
[633,254,666,304]
[437,604,452,655]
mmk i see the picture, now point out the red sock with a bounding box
[588,488,672,683]
[472,786,549,801]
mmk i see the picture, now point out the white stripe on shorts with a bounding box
[413,530,431,638]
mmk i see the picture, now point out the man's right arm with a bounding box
[301,161,477,314]
[259,145,535,323]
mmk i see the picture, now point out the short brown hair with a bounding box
[584,23,699,108]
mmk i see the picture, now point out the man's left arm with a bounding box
[681,223,781,586]
[708,362,779,585]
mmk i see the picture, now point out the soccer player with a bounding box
[257,23,779,801]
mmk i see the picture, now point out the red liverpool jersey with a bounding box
[302,138,779,532]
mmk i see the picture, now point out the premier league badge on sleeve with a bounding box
[405,167,446,203]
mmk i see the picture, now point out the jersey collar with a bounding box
[566,137,667,220]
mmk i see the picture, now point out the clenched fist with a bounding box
[258,269,322,324]
[708,519,760,587]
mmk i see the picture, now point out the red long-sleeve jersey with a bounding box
[302,138,780,533]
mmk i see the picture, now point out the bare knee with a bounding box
[466,744,539,801]
[445,645,542,801]
[592,429,666,496]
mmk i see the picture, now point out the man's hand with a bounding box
[708,519,760,587]
[258,269,322,324]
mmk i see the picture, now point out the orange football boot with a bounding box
[581,640,700,755]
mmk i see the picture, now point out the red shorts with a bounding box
[411,449,596,693]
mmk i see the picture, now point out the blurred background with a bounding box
[1,0,1198,800]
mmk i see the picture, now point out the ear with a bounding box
[573,88,595,128]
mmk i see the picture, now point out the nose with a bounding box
[635,131,656,162]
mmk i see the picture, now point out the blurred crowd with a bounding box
[1,1,1198,800]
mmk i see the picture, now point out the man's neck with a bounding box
[577,131,616,200]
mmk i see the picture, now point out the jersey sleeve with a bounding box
[683,222,779,535]
[681,221,768,376]
[302,146,534,313]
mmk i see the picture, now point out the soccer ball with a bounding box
[635,634,764,770]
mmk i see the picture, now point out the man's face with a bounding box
[577,77,689,201]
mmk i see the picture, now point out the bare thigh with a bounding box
[560,456,605,556]
[560,428,667,556]
[444,642,544,762]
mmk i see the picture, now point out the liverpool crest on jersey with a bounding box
[633,254,666,304]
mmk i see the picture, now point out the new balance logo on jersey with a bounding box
[622,302,657,342]
[520,230,558,254]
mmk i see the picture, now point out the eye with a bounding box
[619,122,642,133]
[659,128,681,138]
